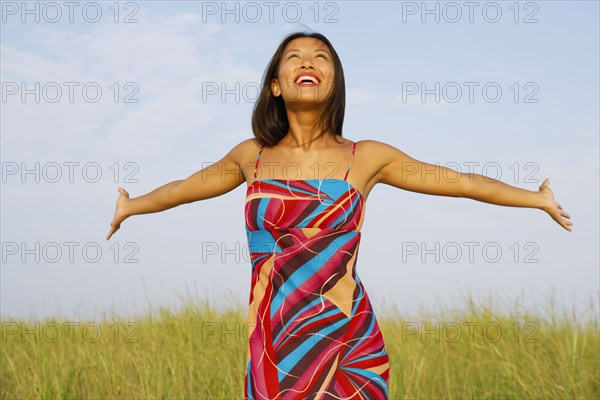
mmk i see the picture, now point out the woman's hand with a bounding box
[106,187,131,240]
[539,178,573,232]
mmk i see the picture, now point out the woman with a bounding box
[106,32,572,399]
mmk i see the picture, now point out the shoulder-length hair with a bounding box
[251,31,346,147]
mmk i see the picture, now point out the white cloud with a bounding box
[2,13,261,159]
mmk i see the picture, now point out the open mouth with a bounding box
[295,74,320,87]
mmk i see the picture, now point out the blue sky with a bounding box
[1,1,598,322]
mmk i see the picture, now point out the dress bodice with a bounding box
[245,178,365,233]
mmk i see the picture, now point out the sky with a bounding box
[1,1,598,325]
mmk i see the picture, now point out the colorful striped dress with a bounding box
[244,142,390,399]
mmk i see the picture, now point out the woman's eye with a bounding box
[286,53,327,60]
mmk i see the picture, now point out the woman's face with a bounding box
[271,37,335,106]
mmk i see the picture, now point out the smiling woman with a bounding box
[106,30,573,400]
[252,32,346,149]
[241,33,391,399]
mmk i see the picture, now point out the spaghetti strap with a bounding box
[343,142,357,181]
[252,145,264,182]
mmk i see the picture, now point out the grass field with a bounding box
[1,292,598,399]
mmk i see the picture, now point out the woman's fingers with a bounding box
[538,178,573,231]
[107,222,120,240]
[557,210,573,231]
[106,187,127,240]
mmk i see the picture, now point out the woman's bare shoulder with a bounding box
[352,139,394,156]
[223,138,263,179]
[352,139,413,174]
[354,139,409,156]
[354,139,390,148]
[226,137,261,159]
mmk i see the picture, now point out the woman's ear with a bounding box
[271,79,281,97]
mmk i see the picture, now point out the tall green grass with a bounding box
[2,292,598,399]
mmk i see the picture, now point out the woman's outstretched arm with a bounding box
[106,140,250,240]
[369,140,573,232]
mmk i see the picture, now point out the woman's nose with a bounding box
[300,58,314,69]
